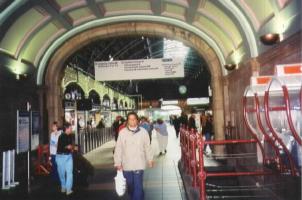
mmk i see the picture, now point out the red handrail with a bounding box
[264,91,298,176]
[243,97,265,164]
[254,94,283,169]
[282,85,302,145]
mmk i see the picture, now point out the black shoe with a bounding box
[164,149,167,153]
[159,152,162,156]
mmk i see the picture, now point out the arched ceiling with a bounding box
[0,0,300,84]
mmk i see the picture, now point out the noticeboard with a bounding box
[16,111,30,154]
[95,58,184,81]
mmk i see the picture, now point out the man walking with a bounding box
[56,122,75,196]
[114,112,154,200]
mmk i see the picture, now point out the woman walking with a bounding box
[154,119,168,156]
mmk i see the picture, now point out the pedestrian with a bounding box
[56,122,75,196]
[179,111,188,128]
[153,119,169,155]
[188,114,197,130]
[203,115,213,154]
[140,116,152,142]
[49,121,61,184]
[114,112,154,200]
[172,115,180,138]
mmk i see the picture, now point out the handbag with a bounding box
[114,170,126,196]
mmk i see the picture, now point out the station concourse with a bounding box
[0,0,301,199]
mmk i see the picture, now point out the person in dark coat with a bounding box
[178,112,188,128]
[188,114,197,130]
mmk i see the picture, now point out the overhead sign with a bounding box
[187,98,209,105]
[94,58,184,81]
[162,100,178,105]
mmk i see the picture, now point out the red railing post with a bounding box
[198,138,206,200]
[190,133,198,187]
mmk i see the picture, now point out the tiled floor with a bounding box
[84,124,187,200]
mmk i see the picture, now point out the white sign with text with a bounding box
[95,58,184,81]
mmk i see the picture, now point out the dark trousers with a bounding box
[50,155,60,184]
[123,170,144,200]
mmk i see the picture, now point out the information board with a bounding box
[95,58,184,81]
[16,111,30,154]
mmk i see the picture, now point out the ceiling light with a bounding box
[224,64,236,71]
[260,33,280,45]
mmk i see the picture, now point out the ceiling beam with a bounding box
[186,0,204,23]
[0,1,33,41]
[86,0,104,18]
[30,0,73,30]
[150,0,162,15]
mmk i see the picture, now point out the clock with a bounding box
[179,85,187,94]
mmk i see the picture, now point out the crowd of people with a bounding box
[48,110,213,199]
[170,111,213,137]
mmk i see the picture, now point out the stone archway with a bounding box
[45,22,225,153]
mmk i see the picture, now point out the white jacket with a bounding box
[114,127,153,171]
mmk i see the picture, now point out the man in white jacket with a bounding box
[114,112,154,200]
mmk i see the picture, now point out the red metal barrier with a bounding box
[184,130,191,174]
[189,132,199,187]
[254,94,282,169]
[197,138,273,200]
[264,91,298,176]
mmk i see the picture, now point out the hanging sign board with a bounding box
[94,58,184,81]
[16,111,30,154]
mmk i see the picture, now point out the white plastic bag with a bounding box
[205,144,212,155]
[114,170,126,196]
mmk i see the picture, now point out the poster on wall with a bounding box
[16,110,30,154]
[95,58,184,81]
[31,111,40,150]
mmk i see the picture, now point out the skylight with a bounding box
[163,38,189,59]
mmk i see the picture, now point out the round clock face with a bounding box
[179,85,187,94]
[65,93,71,100]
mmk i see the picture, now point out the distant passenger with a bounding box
[96,118,105,129]
[114,112,154,200]
[49,121,61,184]
[172,115,180,138]
[203,115,213,154]
[154,119,169,156]
[188,114,197,131]
[178,111,188,128]
[140,117,152,143]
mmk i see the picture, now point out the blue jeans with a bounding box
[123,170,144,200]
[56,154,73,192]
[50,155,59,183]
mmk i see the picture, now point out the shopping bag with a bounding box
[205,144,212,155]
[114,170,126,196]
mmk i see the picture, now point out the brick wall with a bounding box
[226,31,301,141]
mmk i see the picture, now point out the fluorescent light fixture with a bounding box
[162,100,178,105]
[187,98,209,105]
